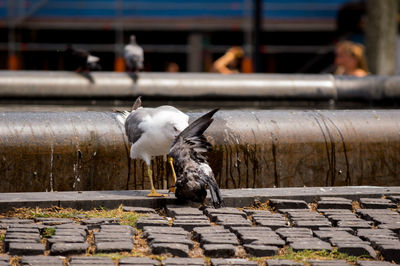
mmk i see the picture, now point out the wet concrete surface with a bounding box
[0,187,399,265]
[1,110,400,192]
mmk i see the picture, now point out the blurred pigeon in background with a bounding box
[63,45,101,72]
[124,35,144,72]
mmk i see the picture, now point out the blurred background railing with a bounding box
[0,0,356,72]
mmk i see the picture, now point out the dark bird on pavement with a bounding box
[124,35,144,72]
[64,45,101,72]
[168,109,224,208]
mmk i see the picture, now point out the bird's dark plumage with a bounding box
[168,109,224,208]
[64,45,101,71]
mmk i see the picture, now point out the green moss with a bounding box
[42,227,55,238]
[272,248,361,264]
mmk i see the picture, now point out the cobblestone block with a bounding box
[0,218,34,224]
[136,217,169,229]
[337,220,372,230]
[211,258,258,266]
[20,256,64,266]
[142,226,188,238]
[7,224,42,230]
[336,243,377,258]
[235,230,283,244]
[149,236,194,249]
[146,232,190,241]
[99,224,136,235]
[292,220,331,230]
[290,240,332,251]
[377,223,400,233]
[80,218,120,229]
[313,230,354,241]
[119,257,158,265]
[5,232,40,239]
[166,206,204,217]
[55,223,88,231]
[122,206,156,214]
[378,245,400,263]
[69,256,114,266]
[200,236,239,247]
[270,199,308,209]
[317,227,354,234]
[4,239,39,252]
[308,260,349,266]
[53,229,86,237]
[244,244,278,256]
[357,261,393,266]
[162,258,205,265]
[266,259,303,266]
[95,241,133,253]
[50,242,89,255]
[230,226,272,234]
[173,220,211,231]
[94,232,133,240]
[219,220,252,229]
[276,228,313,239]
[8,243,45,256]
[0,256,9,266]
[318,209,354,216]
[204,208,246,218]
[193,226,228,240]
[202,244,236,258]
[317,197,353,210]
[387,195,400,203]
[357,228,397,238]
[34,218,73,225]
[6,227,39,234]
[46,235,86,249]
[359,198,397,209]
[253,219,289,230]
[151,243,189,257]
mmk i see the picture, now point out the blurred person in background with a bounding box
[213,46,244,74]
[165,62,180,72]
[334,41,368,77]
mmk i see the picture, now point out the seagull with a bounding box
[64,45,101,72]
[124,35,144,72]
[168,109,225,208]
[119,97,189,197]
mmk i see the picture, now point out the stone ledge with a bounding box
[0,186,399,212]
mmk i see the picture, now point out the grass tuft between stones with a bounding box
[42,227,55,238]
[272,247,364,263]
[2,205,144,227]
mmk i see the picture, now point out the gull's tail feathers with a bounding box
[132,96,142,111]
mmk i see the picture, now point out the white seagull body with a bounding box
[128,106,189,165]
[118,97,189,196]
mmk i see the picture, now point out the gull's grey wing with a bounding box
[124,109,148,144]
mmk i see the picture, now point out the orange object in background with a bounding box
[241,57,253,73]
[8,54,19,70]
[114,56,125,72]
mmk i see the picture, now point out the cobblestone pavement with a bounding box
[0,196,399,265]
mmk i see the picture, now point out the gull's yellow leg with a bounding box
[168,157,177,193]
[146,165,167,197]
